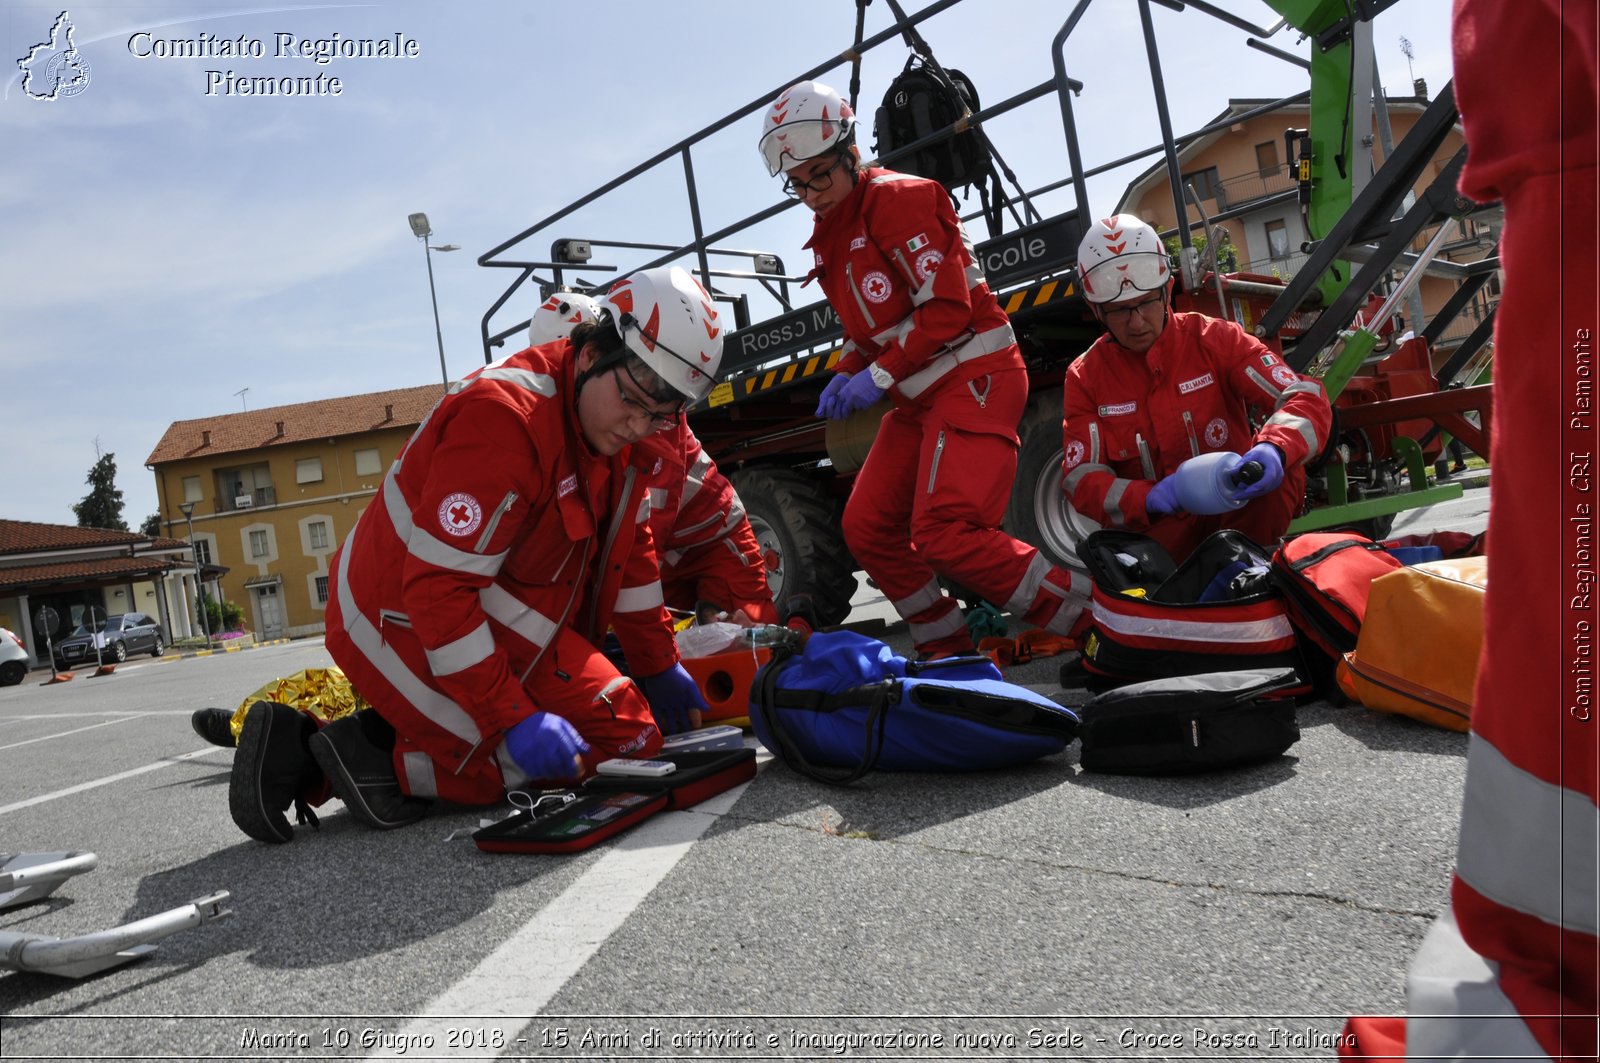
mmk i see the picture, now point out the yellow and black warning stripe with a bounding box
[706,349,842,408]
[704,276,1078,408]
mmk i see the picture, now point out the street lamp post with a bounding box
[178,501,212,651]
[407,212,460,386]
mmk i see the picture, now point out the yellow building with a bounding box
[145,384,443,640]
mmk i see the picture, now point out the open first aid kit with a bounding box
[1074,530,1306,690]
[472,747,756,855]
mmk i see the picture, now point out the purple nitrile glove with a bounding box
[635,663,708,735]
[815,374,853,420]
[833,369,888,417]
[504,711,589,780]
[1145,472,1184,516]
[1228,442,1285,501]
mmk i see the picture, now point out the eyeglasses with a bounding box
[781,154,846,198]
[1100,293,1167,325]
[612,366,683,430]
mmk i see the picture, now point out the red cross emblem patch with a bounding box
[438,492,482,537]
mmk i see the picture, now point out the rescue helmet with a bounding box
[758,80,857,177]
[528,290,601,346]
[598,266,724,404]
[1076,214,1173,305]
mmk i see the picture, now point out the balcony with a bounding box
[217,486,277,513]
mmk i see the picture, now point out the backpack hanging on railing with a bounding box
[873,53,1005,233]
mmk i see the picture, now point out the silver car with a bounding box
[52,612,166,669]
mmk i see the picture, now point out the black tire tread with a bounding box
[730,466,858,628]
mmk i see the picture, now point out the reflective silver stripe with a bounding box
[662,547,685,566]
[1063,461,1113,493]
[464,366,557,398]
[1404,906,1551,1059]
[957,221,986,287]
[494,742,530,789]
[679,452,714,509]
[399,750,439,798]
[384,471,508,578]
[475,490,518,554]
[1265,411,1321,455]
[1087,421,1103,465]
[1245,365,1284,402]
[425,621,494,677]
[1089,601,1294,644]
[892,579,944,620]
[1136,433,1157,479]
[634,495,651,525]
[1456,733,1600,936]
[334,533,482,746]
[896,323,1018,399]
[647,486,669,512]
[479,584,558,651]
[910,607,968,644]
[1103,477,1134,527]
[889,246,922,290]
[1003,553,1054,615]
[845,261,878,329]
[1042,597,1085,636]
[674,509,725,540]
[614,580,664,614]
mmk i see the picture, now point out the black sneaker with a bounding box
[779,593,818,636]
[191,707,237,748]
[229,701,324,844]
[309,712,430,831]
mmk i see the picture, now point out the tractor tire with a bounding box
[1003,402,1095,577]
[729,466,858,628]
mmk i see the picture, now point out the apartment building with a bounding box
[1117,93,1498,363]
[145,383,444,640]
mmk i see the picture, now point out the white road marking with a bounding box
[0,714,153,752]
[368,768,763,1060]
[0,748,225,816]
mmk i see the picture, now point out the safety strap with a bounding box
[752,644,896,787]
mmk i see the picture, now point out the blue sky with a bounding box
[0,0,1456,531]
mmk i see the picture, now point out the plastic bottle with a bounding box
[1170,451,1263,515]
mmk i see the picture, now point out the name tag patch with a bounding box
[558,475,579,499]
[850,236,867,251]
[1098,401,1137,417]
[1178,372,1215,395]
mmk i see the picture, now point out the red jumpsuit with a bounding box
[1061,310,1332,560]
[325,342,672,804]
[808,166,1088,655]
[638,422,777,623]
[1341,1,1599,1058]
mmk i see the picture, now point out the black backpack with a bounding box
[873,53,992,192]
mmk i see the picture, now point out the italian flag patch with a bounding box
[906,233,930,252]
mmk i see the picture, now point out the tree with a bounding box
[72,453,128,530]
[140,513,160,537]
[1165,227,1240,274]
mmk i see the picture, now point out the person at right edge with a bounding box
[1338,1,1598,1059]
[759,80,1089,660]
[1061,213,1332,562]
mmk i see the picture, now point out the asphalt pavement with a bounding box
[0,488,1490,1061]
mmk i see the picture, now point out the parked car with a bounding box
[52,612,165,669]
[0,627,28,686]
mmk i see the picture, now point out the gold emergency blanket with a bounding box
[227,667,369,741]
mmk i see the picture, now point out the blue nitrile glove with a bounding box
[504,711,590,780]
[833,369,888,417]
[1228,442,1286,502]
[816,374,853,420]
[1145,472,1183,516]
[636,663,708,735]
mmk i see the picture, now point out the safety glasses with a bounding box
[612,365,684,431]
[781,154,847,198]
[760,120,844,177]
[1081,252,1171,303]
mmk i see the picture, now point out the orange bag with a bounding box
[1335,556,1488,732]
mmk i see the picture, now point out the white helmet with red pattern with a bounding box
[529,290,601,346]
[599,267,724,403]
[1077,214,1173,305]
[758,80,857,177]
